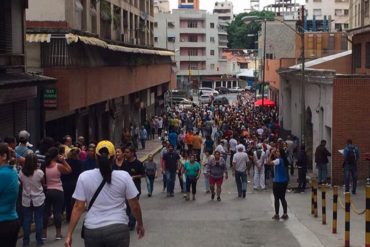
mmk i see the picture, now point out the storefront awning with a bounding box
[26,33,51,43]
[65,33,175,56]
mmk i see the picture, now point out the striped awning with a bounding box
[26,33,51,43]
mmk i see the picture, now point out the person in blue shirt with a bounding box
[343,139,360,194]
[82,144,97,171]
[0,142,20,246]
[268,148,289,220]
[168,129,178,149]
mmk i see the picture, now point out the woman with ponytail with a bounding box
[64,140,145,247]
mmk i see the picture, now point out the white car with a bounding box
[198,87,219,96]
[199,95,212,104]
[229,87,244,93]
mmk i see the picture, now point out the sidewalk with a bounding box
[136,137,163,162]
[287,171,367,247]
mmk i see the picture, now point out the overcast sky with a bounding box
[169,0,305,14]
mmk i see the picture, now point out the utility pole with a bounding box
[300,5,306,145]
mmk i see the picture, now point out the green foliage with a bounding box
[227,11,275,49]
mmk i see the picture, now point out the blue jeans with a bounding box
[203,173,210,192]
[344,166,358,193]
[317,163,327,184]
[235,171,247,195]
[22,204,44,245]
[146,175,155,194]
[166,171,176,194]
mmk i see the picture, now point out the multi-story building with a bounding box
[213,0,233,23]
[154,0,170,14]
[25,0,174,144]
[178,0,199,10]
[0,0,55,143]
[305,0,349,31]
[250,0,260,11]
[154,9,240,89]
[263,0,300,20]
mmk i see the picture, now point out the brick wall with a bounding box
[266,58,297,91]
[353,32,370,75]
[332,76,370,184]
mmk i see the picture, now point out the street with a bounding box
[19,153,325,247]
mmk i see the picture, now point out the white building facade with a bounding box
[305,0,350,31]
[154,9,238,89]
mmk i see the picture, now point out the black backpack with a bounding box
[346,147,357,165]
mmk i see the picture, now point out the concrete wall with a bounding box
[332,77,370,184]
[26,0,66,21]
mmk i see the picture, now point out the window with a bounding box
[210,23,215,28]
[167,37,175,42]
[154,37,158,42]
[210,37,215,43]
[210,64,215,70]
[366,43,370,69]
[188,34,197,42]
[343,23,349,29]
[344,9,349,16]
[335,23,343,31]
[167,22,175,28]
[366,0,370,17]
[266,53,273,59]
[335,9,342,16]
[313,9,322,16]
[210,50,215,56]
[188,21,198,28]
[188,48,198,56]
[154,22,158,28]
[353,44,362,69]
[313,0,322,2]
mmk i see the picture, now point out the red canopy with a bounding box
[255,98,276,107]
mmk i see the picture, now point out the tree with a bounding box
[227,11,275,49]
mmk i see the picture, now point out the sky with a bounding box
[169,0,305,14]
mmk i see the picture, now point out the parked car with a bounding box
[199,95,213,104]
[198,87,219,96]
[229,87,244,93]
[213,96,229,106]
[215,87,230,94]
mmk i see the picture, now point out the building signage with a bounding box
[44,88,57,109]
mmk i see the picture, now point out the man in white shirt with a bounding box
[253,144,266,190]
[229,136,238,168]
[232,146,249,198]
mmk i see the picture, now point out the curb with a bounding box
[138,146,163,163]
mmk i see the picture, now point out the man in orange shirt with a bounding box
[192,132,203,161]
[184,131,193,155]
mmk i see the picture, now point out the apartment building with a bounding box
[305,0,350,31]
[0,0,55,142]
[154,0,170,14]
[263,0,301,20]
[25,0,174,144]
[154,9,240,89]
[213,0,233,23]
[250,0,260,11]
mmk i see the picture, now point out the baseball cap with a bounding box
[95,140,115,158]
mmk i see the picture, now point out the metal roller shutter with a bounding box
[0,103,14,138]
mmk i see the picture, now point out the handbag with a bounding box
[81,179,106,239]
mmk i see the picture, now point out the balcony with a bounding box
[179,55,207,61]
[179,42,207,48]
[180,28,206,34]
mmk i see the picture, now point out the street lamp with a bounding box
[242,11,306,145]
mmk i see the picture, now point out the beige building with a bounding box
[154,0,170,14]
[349,0,370,29]
[27,0,154,46]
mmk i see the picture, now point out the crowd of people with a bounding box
[0,90,360,247]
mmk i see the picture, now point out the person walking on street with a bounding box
[144,154,157,197]
[296,145,308,193]
[207,151,228,201]
[0,143,21,247]
[253,144,266,191]
[162,144,181,197]
[139,126,148,150]
[233,145,249,198]
[343,139,360,194]
[19,153,45,247]
[201,150,212,193]
[314,140,331,185]
[191,132,203,161]
[182,154,201,201]
[159,141,168,192]
[229,136,238,168]
[42,147,72,240]
[269,148,289,220]
[64,140,145,247]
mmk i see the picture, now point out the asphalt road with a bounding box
[18,153,326,247]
